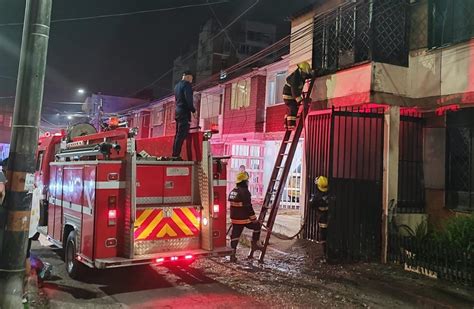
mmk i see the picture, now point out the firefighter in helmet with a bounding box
[228,171,263,262]
[309,176,329,253]
[282,61,314,130]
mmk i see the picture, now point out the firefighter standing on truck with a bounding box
[172,70,196,159]
[228,171,263,262]
[282,61,314,130]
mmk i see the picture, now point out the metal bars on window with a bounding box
[312,0,409,74]
[398,113,425,213]
[446,127,473,211]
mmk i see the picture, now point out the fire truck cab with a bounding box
[36,126,231,279]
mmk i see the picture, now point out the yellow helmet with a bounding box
[236,171,249,184]
[315,176,328,192]
[297,61,312,74]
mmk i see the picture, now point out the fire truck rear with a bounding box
[36,125,231,279]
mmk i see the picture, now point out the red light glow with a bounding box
[170,256,178,261]
[184,255,193,260]
[77,256,82,261]
[108,209,117,219]
[156,258,164,263]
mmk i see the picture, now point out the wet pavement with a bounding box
[31,235,474,308]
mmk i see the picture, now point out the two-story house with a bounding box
[285,0,473,263]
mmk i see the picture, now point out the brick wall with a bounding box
[222,75,266,135]
[265,104,287,132]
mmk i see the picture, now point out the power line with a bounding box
[117,20,312,115]
[129,0,260,97]
[207,0,238,53]
[0,1,228,27]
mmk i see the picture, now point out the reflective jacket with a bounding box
[174,80,196,122]
[282,69,312,103]
[228,185,257,225]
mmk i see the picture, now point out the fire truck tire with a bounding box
[65,231,85,280]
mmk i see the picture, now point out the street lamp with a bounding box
[77,88,85,95]
[67,115,73,120]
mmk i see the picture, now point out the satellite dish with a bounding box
[67,123,97,141]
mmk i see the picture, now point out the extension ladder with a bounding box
[249,78,316,263]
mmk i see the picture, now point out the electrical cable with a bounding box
[207,0,238,53]
[0,1,229,27]
[101,0,405,121]
[129,0,260,97]
[98,18,315,117]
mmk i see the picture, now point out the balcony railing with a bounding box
[312,0,409,74]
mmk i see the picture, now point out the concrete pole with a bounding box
[381,106,400,263]
[0,0,52,307]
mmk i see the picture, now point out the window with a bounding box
[231,79,251,109]
[164,103,175,124]
[266,71,287,106]
[227,142,264,198]
[313,1,408,72]
[429,0,474,48]
[446,108,474,212]
[250,145,260,157]
[152,107,164,126]
[200,92,221,118]
[231,144,249,156]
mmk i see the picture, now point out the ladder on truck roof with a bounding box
[249,77,316,263]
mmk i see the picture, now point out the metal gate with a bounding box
[304,107,384,262]
[304,112,331,240]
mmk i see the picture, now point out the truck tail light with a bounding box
[213,192,219,218]
[170,256,178,262]
[108,196,117,226]
[155,258,164,264]
[184,255,193,260]
[108,209,117,219]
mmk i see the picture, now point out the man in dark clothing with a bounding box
[282,61,314,130]
[228,171,263,262]
[172,71,196,159]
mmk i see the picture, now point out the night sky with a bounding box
[0,0,313,124]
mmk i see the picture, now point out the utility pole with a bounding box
[0,0,52,307]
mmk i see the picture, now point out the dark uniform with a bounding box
[282,69,312,129]
[228,184,261,250]
[309,189,329,244]
[172,79,195,158]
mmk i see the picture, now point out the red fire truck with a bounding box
[35,124,231,279]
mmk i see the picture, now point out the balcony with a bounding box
[312,0,409,74]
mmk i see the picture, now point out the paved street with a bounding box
[32,241,261,308]
[31,236,474,309]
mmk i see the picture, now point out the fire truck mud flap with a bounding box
[93,247,232,269]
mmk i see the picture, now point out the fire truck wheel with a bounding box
[65,231,84,280]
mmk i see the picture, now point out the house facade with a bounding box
[125,1,473,258]
[283,0,474,263]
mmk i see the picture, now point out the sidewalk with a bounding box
[236,228,474,308]
[251,205,302,237]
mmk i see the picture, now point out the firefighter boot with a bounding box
[284,115,288,130]
[230,249,237,263]
[251,240,264,252]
